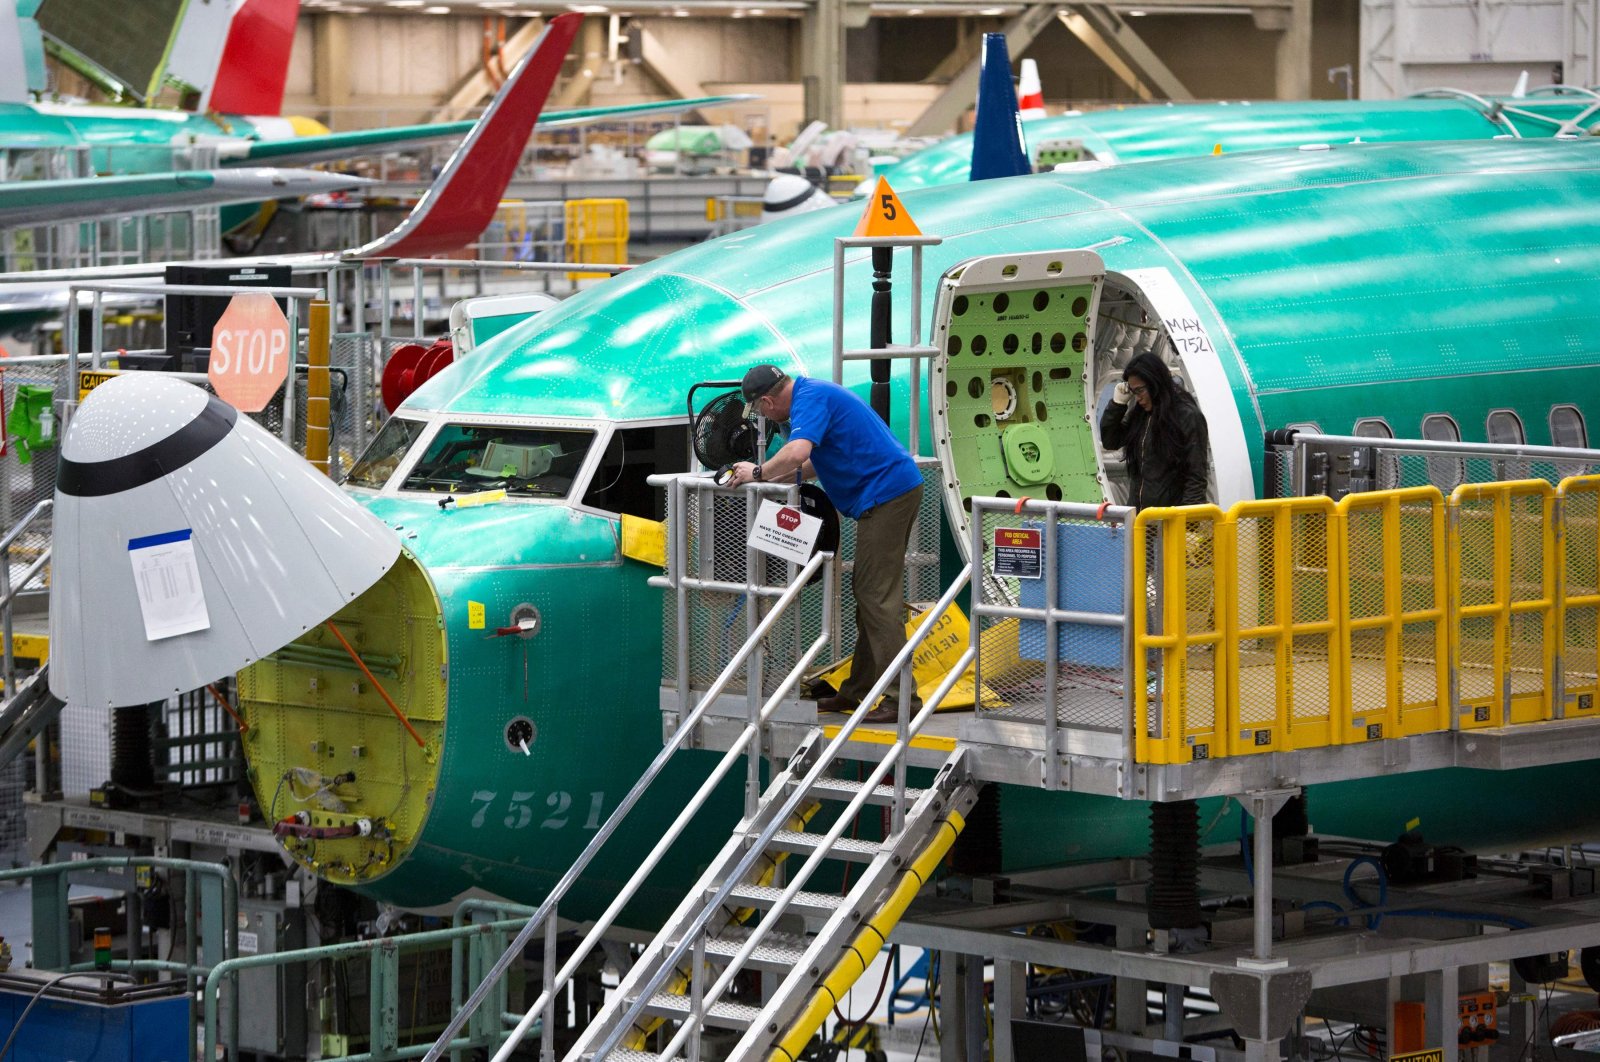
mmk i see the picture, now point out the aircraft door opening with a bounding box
[1087,272,1231,508]
[930,249,1107,561]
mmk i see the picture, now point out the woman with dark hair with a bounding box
[1099,351,1210,509]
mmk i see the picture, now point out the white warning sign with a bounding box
[748,499,822,566]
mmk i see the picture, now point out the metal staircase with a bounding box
[568,737,976,1062]
[424,473,982,1062]
[0,499,57,773]
[0,664,62,770]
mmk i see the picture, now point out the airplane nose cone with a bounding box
[49,374,402,707]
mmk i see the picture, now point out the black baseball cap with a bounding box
[741,364,789,418]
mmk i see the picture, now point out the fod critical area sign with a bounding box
[748,499,823,565]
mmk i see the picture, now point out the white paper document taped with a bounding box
[748,499,822,565]
[128,529,211,641]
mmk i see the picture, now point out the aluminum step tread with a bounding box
[641,991,763,1030]
[703,926,812,971]
[726,884,847,914]
[807,775,928,805]
[768,830,880,862]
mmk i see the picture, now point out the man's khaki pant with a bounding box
[838,483,923,706]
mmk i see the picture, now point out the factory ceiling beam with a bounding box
[801,0,846,130]
[924,18,990,84]
[430,17,546,122]
[1058,5,1193,101]
[637,25,708,100]
[1256,0,1311,99]
[904,3,1061,137]
[552,16,606,109]
[313,12,352,115]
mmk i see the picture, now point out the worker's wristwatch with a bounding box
[753,465,763,482]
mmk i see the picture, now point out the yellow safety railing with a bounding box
[1133,506,1227,764]
[565,197,629,280]
[1129,477,1600,764]
[1560,475,1600,718]
[1225,496,1341,755]
[1450,479,1555,728]
[1339,487,1449,740]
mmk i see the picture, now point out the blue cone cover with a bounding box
[970,33,1030,181]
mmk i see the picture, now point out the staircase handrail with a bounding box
[425,544,835,1062]
[583,563,974,1062]
[1,497,52,702]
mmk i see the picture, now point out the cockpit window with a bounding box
[346,416,427,489]
[400,424,594,498]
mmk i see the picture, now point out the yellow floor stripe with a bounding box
[820,724,958,751]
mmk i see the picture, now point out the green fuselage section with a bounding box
[883,96,1600,190]
[340,138,1600,912]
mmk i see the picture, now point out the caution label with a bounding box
[78,369,120,401]
[1389,1049,1443,1062]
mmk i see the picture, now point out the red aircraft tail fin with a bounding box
[348,14,583,261]
[209,0,301,116]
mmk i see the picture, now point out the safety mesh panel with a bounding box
[972,506,1129,731]
[1366,451,1600,495]
[1134,512,1224,762]
[1229,506,1336,752]
[0,361,69,597]
[1454,490,1499,715]
[662,489,831,700]
[1564,485,1600,715]
[0,757,25,869]
[1509,491,1550,702]
[1343,504,1389,735]
[330,332,379,480]
[661,463,941,702]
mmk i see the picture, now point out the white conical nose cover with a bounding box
[49,374,402,707]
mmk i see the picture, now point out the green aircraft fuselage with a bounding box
[881,95,1600,190]
[239,138,1600,917]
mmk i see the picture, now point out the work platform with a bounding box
[659,443,1600,806]
[615,436,1600,1062]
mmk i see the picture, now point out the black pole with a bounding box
[869,245,893,425]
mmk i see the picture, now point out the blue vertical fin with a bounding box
[969,32,1030,181]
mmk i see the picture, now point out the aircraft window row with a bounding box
[1350,408,1588,450]
[1551,405,1589,449]
[1420,414,1460,444]
[1486,409,1525,445]
[1353,418,1393,439]
[401,424,595,498]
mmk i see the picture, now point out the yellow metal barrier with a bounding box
[1130,476,1600,764]
[564,198,629,280]
[1558,475,1600,717]
[1450,480,1556,728]
[1133,506,1227,765]
[1224,497,1341,755]
[1337,487,1449,740]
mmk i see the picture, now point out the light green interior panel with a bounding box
[931,249,1106,559]
[239,549,447,886]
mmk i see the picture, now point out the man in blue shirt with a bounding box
[727,365,924,724]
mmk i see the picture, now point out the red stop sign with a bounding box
[209,293,291,413]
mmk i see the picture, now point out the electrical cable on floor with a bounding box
[911,993,934,1062]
